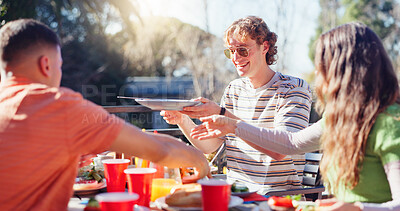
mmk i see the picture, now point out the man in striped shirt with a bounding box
[161,16,312,193]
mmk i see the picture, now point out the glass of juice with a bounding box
[150,166,181,202]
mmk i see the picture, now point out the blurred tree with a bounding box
[0,0,232,104]
[308,0,340,62]
[120,16,233,101]
[310,0,400,75]
[0,0,139,105]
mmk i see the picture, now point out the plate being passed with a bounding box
[134,98,201,111]
[231,191,257,197]
[153,195,244,211]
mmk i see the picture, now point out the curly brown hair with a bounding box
[315,22,399,192]
[224,16,278,65]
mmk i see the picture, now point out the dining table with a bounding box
[68,188,268,211]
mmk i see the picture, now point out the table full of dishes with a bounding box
[69,154,314,211]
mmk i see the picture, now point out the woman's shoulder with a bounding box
[377,103,400,124]
[370,103,400,146]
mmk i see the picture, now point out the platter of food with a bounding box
[118,97,201,111]
[73,179,106,193]
[74,165,106,194]
[154,195,243,210]
[153,183,243,210]
[230,181,257,197]
[258,196,318,211]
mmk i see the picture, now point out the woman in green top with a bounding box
[191,22,400,210]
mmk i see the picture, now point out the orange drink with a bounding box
[135,157,150,168]
[151,178,179,201]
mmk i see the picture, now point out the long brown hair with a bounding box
[314,22,399,192]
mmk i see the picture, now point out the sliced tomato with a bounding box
[268,196,294,208]
[75,178,97,184]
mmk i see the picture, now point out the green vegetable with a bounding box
[231,182,249,193]
[91,172,102,183]
[87,197,99,207]
[82,166,104,182]
[285,194,302,201]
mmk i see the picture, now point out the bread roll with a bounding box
[165,183,202,207]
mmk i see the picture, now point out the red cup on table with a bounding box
[124,168,157,207]
[95,192,139,211]
[102,159,130,192]
[199,179,231,211]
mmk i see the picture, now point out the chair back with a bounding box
[265,152,325,201]
[302,152,323,187]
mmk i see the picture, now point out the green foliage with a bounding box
[341,0,396,39]
[0,0,37,23]
[0,0,133,105]
[311,0,400,75]
[0,0,227,106]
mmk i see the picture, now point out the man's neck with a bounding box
[247,66,275,89]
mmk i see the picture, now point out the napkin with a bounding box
[242,193,269,203]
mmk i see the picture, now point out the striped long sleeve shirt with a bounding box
[220,72,312,194]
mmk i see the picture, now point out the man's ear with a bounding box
[38,55,50,77]
[262,41,270,54]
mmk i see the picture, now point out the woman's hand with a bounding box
[316,198,362,211]
[190,115,238,140]
[160,110,185,125]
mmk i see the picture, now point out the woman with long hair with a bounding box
[191,22,400,210]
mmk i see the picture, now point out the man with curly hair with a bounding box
[161,16,312,193]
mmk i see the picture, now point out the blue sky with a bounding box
[136,0,321,78]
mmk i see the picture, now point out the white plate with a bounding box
[134,98,201,111]
[153,195,243,210]
[73,179,106,194]
[258,201,272,211]
[231,191,257,197]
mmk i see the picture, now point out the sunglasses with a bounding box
[223,47,251,59]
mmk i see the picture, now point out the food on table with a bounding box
[78,165,104,182]
[267,196,318,211]
[231,182,249,193]
[292,201,317,211]
[268,196,295,211]
[74,165,105,191]
[180,167,200,184]
[180,167,196,178]
[83,197,101,211]
[165,183,202,207]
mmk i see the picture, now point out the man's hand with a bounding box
[190,115,238,140]
[180,97,221,119]
[316,198,362,211]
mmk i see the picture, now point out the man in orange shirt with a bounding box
[0,19,209,211]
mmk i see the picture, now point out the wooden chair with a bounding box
[265,152,325,201]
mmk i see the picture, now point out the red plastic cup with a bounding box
[124,168,157,207]
[95,192,139,211]
[199,179,231,211]
[102,159,130,192]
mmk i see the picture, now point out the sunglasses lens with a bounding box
[237,48,249,57]
[224,49,231,59]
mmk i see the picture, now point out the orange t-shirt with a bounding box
[0,77,124,211]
